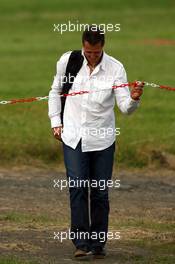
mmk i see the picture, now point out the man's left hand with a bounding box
[131,81,144,101]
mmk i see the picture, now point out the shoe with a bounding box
[74,248,92,259]
[92,247,106,259]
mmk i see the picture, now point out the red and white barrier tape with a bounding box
[0,81,174,105]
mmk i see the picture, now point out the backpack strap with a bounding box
[61,50,84,124]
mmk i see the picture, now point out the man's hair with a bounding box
[82,25,105,46]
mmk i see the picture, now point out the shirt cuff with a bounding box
[50,116,62,128]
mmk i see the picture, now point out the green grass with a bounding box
[0,0,175,167]
[110,219,175,232]
[0,211,66,227]
[0,258,39,264]
[116,240,175,263]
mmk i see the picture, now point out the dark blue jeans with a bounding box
[62,140,115,251]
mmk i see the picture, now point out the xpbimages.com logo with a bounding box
[53,178,121,191]
[54,230,120,243]
[53,21,121,34]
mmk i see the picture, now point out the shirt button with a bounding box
[81,112,86,121]
[82,101,86,107]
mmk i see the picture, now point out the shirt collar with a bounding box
[81,48,106,71]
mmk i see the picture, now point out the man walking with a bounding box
[48,26,143,259]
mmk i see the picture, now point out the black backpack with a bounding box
[60,50,84,124]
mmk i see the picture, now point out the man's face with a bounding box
[83,41,104,66]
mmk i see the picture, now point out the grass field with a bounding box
[1,2,175,263]
[0,0,175,167]
[0,2,175,263]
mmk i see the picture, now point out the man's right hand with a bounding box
[52,126,63,142]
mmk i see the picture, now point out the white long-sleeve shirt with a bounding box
[48,50,139,152]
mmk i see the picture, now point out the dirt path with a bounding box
[0,166,174,263]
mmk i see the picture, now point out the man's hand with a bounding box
[52,126,63,142]
[131,81,144,101]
